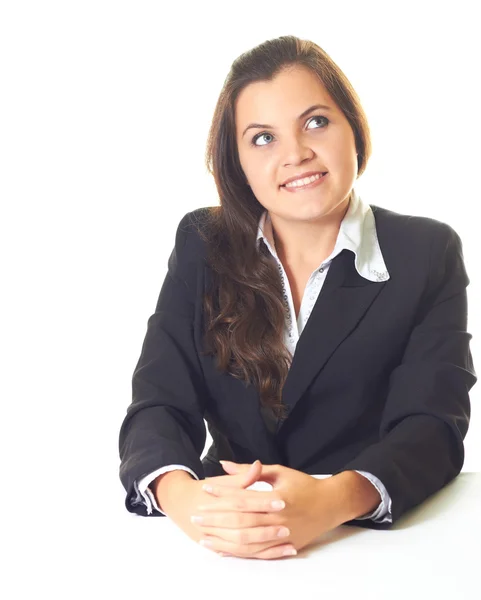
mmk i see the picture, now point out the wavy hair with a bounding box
[193,35,372,421]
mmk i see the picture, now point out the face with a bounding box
[235,65,358,225]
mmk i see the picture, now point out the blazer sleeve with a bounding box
[118,212,208,516]
[334,222,477,528]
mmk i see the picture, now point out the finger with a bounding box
[220,461,281,475]
[197,494,286,513]
[202,483,274,499]
[248,464,282,486]
[214,460,262,490]
[190,510,281,530]
[200,534,296,558]
[219,546,298,560]
[219,460,257,475]
[203,474,261,496]
[205,464,280,492]
[219,460,258,475]
[239,460,262,488]
[252,545,298,560]
[219,460,240,473]
[202,483,224,496]
[220,461,281,485]
[200,524,290,546]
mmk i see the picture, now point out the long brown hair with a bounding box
[193,35,372,421]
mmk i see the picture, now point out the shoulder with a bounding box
[370,204,464,260]
[371,204,459,240]
[172,206,217,260]
[178,206,215,233]
[369,205,468,292]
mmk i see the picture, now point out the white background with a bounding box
[1,1,479,592]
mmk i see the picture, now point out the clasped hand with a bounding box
[192,460,344,559]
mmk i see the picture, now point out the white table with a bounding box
[10,472,481,600]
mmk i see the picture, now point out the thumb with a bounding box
[219,460,241,474]
[219,460,263,488]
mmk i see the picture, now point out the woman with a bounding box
[118,35,477,559]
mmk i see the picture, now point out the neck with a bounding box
[271,195,351,267]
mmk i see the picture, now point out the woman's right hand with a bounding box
[152,462,297,560]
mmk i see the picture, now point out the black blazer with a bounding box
[118,204,477,528]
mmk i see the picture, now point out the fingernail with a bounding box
[271,500,285,509]
[202,484,213,493]
[277,527,290,538]
[283,547,297,556]
[199,539,212,547]
[191,515,203,524]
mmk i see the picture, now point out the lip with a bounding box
[280,171,327,186]
[281,172,328,192]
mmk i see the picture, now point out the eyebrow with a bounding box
[241,104,333,138]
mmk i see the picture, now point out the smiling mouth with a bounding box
[280,172,328,188]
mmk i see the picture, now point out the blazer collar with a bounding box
[253,189,391,435]
[270,246,390,435]
[256,188,390,282]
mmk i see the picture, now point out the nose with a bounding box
[281,135,315,166]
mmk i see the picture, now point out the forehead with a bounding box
[235,66,334,131]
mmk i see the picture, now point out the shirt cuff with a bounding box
[134,464,199,515]
[132,467,392,521]
[353,470,393,523]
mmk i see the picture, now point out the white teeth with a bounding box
[284,173,324,188]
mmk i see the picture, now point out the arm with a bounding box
[118,212,208,516]
[135,465,199,515]
[334,223,477,526]
[354,470,392,523]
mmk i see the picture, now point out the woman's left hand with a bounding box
[196,460,347,556]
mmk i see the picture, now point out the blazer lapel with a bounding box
[276,249,387,434]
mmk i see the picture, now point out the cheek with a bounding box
[326,139,357,171]
[247,162,277,191]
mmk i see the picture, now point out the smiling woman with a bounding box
[118,35,476,561]
[236,68,358,235]
[200,38,371,417]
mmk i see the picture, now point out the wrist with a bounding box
[152,470,195,513]
[329,470,382,523]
